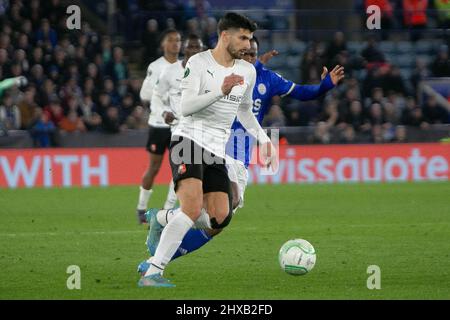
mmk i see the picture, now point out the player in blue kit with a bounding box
[137,37,345,274]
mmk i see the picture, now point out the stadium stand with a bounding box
[0,0,448,147]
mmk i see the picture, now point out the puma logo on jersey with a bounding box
[207,69,214,78]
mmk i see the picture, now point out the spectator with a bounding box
[81,95,102,131]
[30,109,56,147]
[59,110,86,133]
[384,101,401,125]
[100,36,113,65]
[13,49,30,75]
[102,77,121,107]
[29,64,45,88]
[102,106,123,133]
[0,93,21,131]
[105,47,129,85]
[361,37,385,65]
[38,78,58,107]
[203,17,218,49]
[392,125,408,142]
[44,98,64,126]
[17,86,39,129]
[411,58,432,91]
[402,0,428,41]
[311,121,332,144]
[385,66,407,95]
[120,93,136,123]
[431,46,450,77]
[35,19,58,49]
[339,125,358,144]
[342,100,371,132]
[141,19,160,67]
[85,63,102,88]
[126,105,148,129]
[262,104,286,127]
[83,78,99,102]
[422,95,449,124]
[368,102,387,126]
[325,31,347,66]
[403,106,430,128]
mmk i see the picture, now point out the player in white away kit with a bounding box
[138,12,276,287]
[144,34,205,218]
[136,29,181,224]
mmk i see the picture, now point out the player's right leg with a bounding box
[142,159,243,261]
[139,136,204,287]
[136,126,171,224]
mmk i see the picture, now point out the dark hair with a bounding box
[250,35,259,47]
[184,33,201,42]
[159,28,180,44]
[217,12,257,35]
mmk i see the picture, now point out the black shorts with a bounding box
[146,126,171,155]
[169,136,230,194]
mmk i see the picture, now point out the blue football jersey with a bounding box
[225,60,295,167]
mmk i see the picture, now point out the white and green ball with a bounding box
[278,239,316,275]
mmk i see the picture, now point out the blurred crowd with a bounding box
[0,0,147,147]
[0,0,449,147]
[263,31,450,144]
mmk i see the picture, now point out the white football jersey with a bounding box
[174,50,256,159]
[140,56,177,127]
[151,60,184,132]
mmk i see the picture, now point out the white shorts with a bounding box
[225,156,248,212]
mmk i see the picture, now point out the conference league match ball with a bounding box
[278,239,316,275]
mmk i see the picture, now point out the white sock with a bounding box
[156,208,178,227]
[163,180,178,209]
[145,211,194,276]
[137,187,152,210]
[157,208,211,229]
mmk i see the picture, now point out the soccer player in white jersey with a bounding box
[148,34,205,211]
[136,29,181,224]
[138,12,276,287]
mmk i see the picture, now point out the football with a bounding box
[278,239,316,275]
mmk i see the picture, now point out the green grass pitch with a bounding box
[0,182,449,299]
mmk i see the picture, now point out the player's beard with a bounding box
[226,43,245,60]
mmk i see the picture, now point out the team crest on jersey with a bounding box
[257,83,267,95]
[183,68,190,78]
[178,163,187,175]
[150,144,157,152]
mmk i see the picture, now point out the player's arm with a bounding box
[140,65,157,102]
[180,59,227,117]
[151,70,174,124]
[277,65,344,101]
[236,69,271,145]
[0,76,27,98]
[237,70,276,169]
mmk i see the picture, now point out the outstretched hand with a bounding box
[258,50,279,65]
[321,65,345,85]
